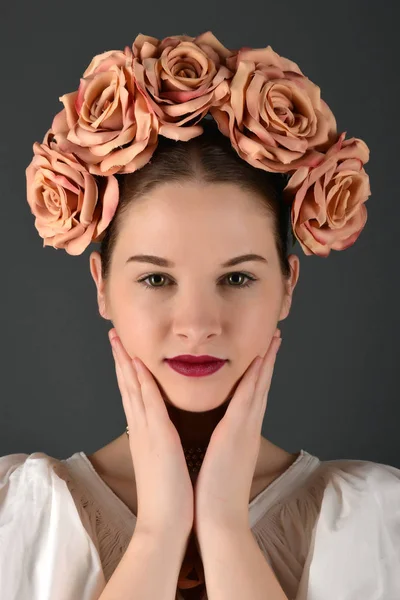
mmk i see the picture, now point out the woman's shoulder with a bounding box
[0,450,64,481]
[295,454,400,516]
[0,450,106,598]
[0,450,90,528]
[255,455,400,599]
[0,450,99,528]
[276,454,400,551]
[272,451,399,510]
[255,453,400,549]
[316,454,400,494]
[0,450,80,492]
[315,455,400,527]
[295,457,400,598]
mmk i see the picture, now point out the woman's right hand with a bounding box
[108,328,194,538]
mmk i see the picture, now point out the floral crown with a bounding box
[25,31,371,258]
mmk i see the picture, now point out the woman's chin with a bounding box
[161,389,234,413]
[151,366,240,412]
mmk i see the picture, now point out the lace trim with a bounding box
[54,460,132,583]
[251,466,328,599]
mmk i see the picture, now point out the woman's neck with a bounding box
[164,396,231,449]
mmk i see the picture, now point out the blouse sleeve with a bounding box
[295,459,400,600]
[0,452,106,600]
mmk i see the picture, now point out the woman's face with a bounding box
[90,181,300,412]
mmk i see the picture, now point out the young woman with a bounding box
[1,32,398,600]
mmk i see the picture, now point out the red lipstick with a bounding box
[165,355,227,377]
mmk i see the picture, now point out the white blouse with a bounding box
[0,448,399,599]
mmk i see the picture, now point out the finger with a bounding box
[110,336,146,422]
[111,337,142,398]
[133,357,171,423]
[112,348,129,399]
[252,336,282,420]
[112,351,139,427]
[222,355,262,428]
[250,330,281,388]
[254,337,281,394]
[231,335,280,421]
[254,332,281,386]
[218,332,281,423]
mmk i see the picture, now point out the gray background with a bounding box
[1,1,399,467]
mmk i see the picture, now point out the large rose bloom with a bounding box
[210,45,337,174]
[131,31,234,140]
[51,47,158,176]
[284,132,371,256]
[25,130,119,255]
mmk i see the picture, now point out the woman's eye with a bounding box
[137,272,257,291]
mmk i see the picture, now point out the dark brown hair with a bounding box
[98,116,293,282]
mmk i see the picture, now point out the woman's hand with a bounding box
[193,328,282,538]
[109,329,194,539]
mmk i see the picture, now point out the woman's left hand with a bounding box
[193,328,282,538]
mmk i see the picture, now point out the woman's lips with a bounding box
[165,359,226,377]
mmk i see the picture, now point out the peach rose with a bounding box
[51,46,159,176]
[210,45,337,174]
[131,31,234,140]
[284,132,371,256]
[225,44,305,78]
[25,129,119,255]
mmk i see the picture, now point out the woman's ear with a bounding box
[279,254,300,322]
[89,251,111,320]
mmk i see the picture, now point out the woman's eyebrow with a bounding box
[125,253,268,268]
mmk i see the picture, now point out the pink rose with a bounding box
[210,45,337,173]
[131,31,234,140]
[284,132,371,256]
[51,46,159,176]
[25,129,119,255]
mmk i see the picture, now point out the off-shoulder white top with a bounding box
[0,448,399,599]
